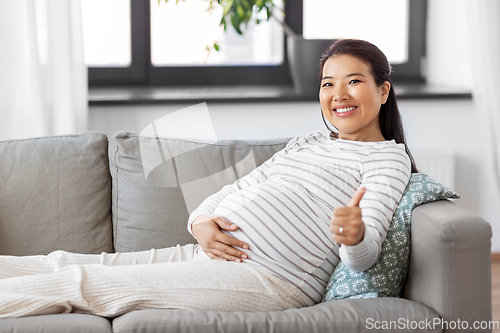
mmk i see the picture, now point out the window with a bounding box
[299,0,426,82]
[83,0,426,86]
[303,0,409,64]
[81,0,131,67]
[150,0,284,66]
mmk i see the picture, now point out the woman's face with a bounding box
[319,54,390,142]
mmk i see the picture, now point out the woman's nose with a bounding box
[333,84,348,101]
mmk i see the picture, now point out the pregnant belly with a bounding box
[212,181,334,273]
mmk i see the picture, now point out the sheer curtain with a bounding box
[0,0,87,141]
[467,1,500,192]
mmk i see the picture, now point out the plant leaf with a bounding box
[220,15,227,30]
[231,13,243,34]
[223,0,233,16]
[236,4,245,19]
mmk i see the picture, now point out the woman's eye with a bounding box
[322,82,333,87]
[349,79,361,84]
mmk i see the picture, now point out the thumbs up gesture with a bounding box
[330,187,366,246]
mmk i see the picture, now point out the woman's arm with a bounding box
[333,144,411,271]
[188,135,302,261]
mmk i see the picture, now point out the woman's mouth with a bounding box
[334,106,358,117]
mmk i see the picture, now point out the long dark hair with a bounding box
[319,39,418,173]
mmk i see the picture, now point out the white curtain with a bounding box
[0,0,87,141]
[466,1,500,191]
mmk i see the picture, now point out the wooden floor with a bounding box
[492,260,500,332]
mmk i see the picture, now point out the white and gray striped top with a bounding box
[188,131,411,305]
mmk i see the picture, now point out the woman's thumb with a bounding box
[348,187,366,207]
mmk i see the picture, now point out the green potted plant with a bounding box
[161,0,332,97]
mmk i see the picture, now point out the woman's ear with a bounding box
[380,81,391,104]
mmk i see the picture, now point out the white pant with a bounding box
[0,244,309,318]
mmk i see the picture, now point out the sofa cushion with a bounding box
[0,132,113,256]
[112,297,441,333]
[0,314,112,333]
[322,173,460,301]
[109,132,290,252]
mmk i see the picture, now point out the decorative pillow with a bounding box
[0,132,113,256]
[322,173,460,301]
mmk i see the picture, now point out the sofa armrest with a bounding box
[404,200,492,332]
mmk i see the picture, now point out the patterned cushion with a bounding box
[322,173,460,301]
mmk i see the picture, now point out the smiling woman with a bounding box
[320,55,390,142]
[318,39,418,173]
[0,39,418,318]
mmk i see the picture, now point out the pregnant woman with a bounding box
[0,39,416,318]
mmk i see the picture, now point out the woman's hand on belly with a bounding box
[192,214,249,263]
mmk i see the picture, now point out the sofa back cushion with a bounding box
[0,132,113,255]
[109,132,290,252]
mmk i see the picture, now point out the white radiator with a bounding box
[412,150,456,190]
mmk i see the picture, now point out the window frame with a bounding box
[88,0,427,87]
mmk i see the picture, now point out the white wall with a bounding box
[425,0,473,89]
[423,0,500,250]
[89,0,500,252]
[89,102,324,141]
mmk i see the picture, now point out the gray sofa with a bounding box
[0,131,492,333]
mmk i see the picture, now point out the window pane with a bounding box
[150,0,284,66]
[303,0,408,64]
[81,0,131,67]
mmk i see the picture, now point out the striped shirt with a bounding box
[188,131,411,305]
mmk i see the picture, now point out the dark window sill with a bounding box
[88,83,472,106]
